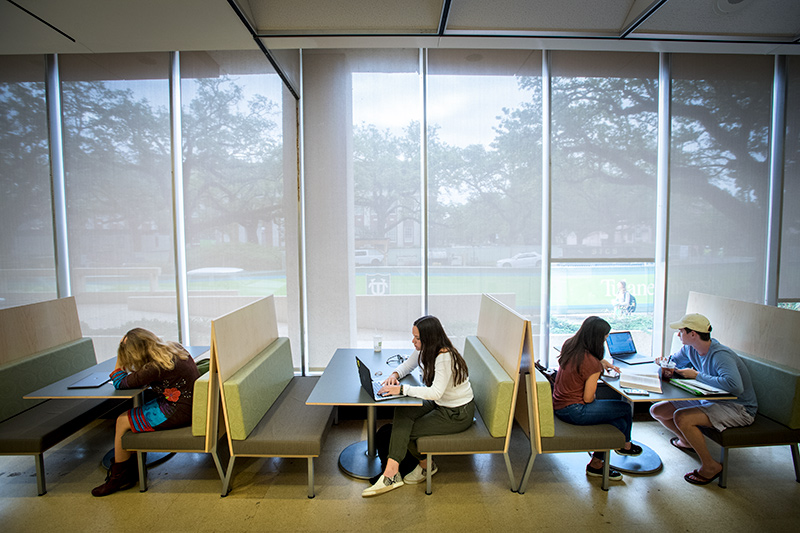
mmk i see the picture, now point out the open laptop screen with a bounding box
[606,331,637,356]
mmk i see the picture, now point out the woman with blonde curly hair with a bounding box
[92,328,200,497]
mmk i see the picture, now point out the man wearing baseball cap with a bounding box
[649,313,758,485]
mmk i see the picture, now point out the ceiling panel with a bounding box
[245,0,444,34]
[446,0,637,34]
[633,0,800,40]
[0,0,255,55]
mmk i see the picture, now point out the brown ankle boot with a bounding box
[91,456,139,497]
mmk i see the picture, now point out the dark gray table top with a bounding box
[306,348,423,407]
[24,345,210,400]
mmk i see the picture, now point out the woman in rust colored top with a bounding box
[552,316,641,481]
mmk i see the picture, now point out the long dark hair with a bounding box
[558,316,610,375]
[414,315,469,387]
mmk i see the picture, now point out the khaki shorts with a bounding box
[671,400,755,432]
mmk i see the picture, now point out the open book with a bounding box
[619,371,662,393]
[670,378,730,396]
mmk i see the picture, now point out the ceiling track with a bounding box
[438,0,452,36]
[252,31,798,47]
[227,0,299,100]
[6,0,75,43]
[620,0,671,38]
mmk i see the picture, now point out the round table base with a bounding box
[608,440,663,475]
[338,440,382,480]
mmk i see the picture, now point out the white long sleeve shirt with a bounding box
[394,350,473,408]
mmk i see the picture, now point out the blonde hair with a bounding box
[118,328,188,372]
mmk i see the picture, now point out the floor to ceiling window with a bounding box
[60,53,174,359]
[303,50,422,370]
[780,56,800,310]
[549,51,658,363]
[667,54,773,338]
[427,49,542,350]
[180,51,299,363]
[0,55,55,309]
[2,47,797,371]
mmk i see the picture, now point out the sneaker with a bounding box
[586,463,623,481]
[362,473,404,497]
[615,443,643,456]
[403,461,438,484]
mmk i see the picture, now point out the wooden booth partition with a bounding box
[685,291,800,369]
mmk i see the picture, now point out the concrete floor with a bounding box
[1,417,799,532]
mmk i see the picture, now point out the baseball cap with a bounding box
[669,313,712,333]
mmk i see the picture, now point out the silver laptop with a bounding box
[606,331,652,365]
[356,356,403,401]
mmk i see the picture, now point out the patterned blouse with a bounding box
[110,346,200,429]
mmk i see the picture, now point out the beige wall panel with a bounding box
[0,297,82,365]
[476,293,527,379]
[686,292,800,369]
[211,296,279,382]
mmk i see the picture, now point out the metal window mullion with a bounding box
[421,48,429,315]
[170,52,190,344]
[766,55,787,306]
[540,50,552,367]
[298,50,309,375]
[653,52,672,358]
[46,54,70,298]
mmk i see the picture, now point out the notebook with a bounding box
[67,372,111,389]
[670,378,731,396]
[356,356,403,402]
[606,331,653,365]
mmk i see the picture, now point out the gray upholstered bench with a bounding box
[220,337,335,498]
[122,366,227,492]
[699,352,800,488]
[416,335,521,495]
[517,369,626,492]
[0,337,119,495]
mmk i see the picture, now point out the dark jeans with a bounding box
[554,399,633,459]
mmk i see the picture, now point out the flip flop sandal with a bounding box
[670,437,696,454]
[684,468,722,485]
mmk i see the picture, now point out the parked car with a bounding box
[355,249,385,266]
[496,252,542,268]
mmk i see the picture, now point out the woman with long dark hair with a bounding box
[362,315,474,497]
[552,316,641,481]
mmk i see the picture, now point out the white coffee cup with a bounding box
[373,335,382,352]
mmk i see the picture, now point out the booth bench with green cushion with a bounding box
[220,337,335,498]
[0,338,119,495]
[121,367,227,492]
[700,352,800,488]
[517,369,626,492]
[415,335,521,495]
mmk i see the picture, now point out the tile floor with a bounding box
[1,417,798,532]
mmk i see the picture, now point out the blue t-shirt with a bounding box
[670,339,758,416]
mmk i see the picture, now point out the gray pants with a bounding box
[388,399,475,463]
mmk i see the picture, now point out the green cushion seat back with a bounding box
[462,336,514,438]
[191,372,211,437]
[223,337,293,440]
[0,338,96,423]
[533,369,556,438]
[739,353,800,429]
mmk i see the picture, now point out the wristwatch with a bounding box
[399,385,404,395]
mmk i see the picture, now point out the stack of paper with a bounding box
[670,378,729,396]
[619,372,662,393]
